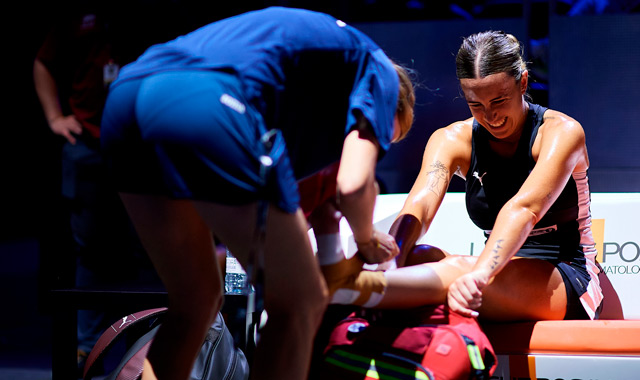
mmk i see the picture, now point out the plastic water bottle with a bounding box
[225,248,248,294]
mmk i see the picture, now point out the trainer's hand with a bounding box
[356,230,399,264]
[447,270,489,318]
[49,115,82,145]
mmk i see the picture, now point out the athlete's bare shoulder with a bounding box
[432,117,473,144]
[535,108,588,170]
[542,109,584,135]
[425,118,473,178]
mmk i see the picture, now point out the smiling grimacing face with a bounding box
[460,71,529,143]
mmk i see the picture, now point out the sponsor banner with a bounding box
[589,193,640,318]
[332,192,640,318]
[492,354,640,380]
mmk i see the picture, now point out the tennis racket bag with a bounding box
[82,307,250,380]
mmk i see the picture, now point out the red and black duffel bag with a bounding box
[321,304,497,380]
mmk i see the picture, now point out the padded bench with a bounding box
[483,320,640,379]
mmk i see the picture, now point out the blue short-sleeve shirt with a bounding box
[113,7,398,179]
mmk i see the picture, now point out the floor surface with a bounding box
[0,239,53,379]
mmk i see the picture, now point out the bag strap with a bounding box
[83,307,167,380]
[116,340,153,380]
[112,327,158,380]
[461,334,488,379]
[242,129,284,327]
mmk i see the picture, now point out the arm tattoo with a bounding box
[489,239,504,270]
[425,161,449,197]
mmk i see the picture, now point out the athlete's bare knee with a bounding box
[440,254,475,271]
[405,244,448,266]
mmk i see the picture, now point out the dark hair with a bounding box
[393,62,416,142]
[455,31,527,80]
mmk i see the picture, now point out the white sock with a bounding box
[315,233,344,266]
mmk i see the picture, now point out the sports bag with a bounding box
[321,304,497,380]
[82,307,250,380]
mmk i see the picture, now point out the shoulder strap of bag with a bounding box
[111,326,159,380]
[83,307,167,380]
[116,341,153,380]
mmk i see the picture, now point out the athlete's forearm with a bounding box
[388,214,422,267]
[474,203,537,278]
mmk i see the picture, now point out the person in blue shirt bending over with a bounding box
[100,7,415,380]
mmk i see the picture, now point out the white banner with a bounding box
[493,354,640,380]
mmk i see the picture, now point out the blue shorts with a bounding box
[515,226,601,319]
[555,260,601,319]
[101,70,300,212]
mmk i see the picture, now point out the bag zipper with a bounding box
[223,349,239,380]
[201,318,225,379]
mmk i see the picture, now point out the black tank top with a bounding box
[465,103,583,261]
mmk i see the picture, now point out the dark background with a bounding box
[4,1,640,239]
[1,0,638,374]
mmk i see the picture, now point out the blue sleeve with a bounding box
[346,49,398,153]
